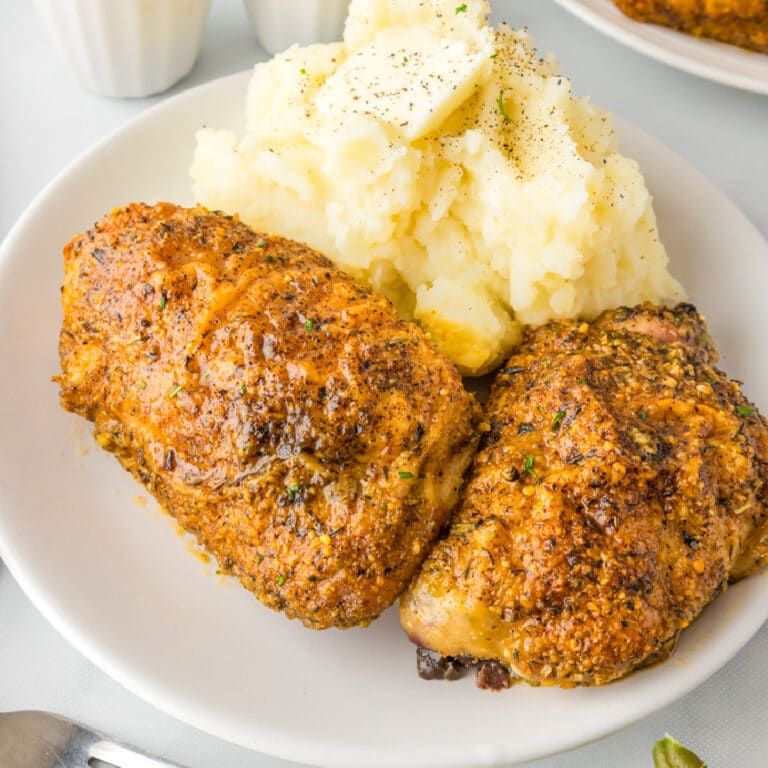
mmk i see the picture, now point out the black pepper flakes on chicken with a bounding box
[56,202,482,630]
[401,303,768,687]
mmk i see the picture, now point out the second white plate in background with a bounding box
[553,0,768,94]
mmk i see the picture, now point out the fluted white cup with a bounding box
[33,0,211,98]
[242,0,350,55]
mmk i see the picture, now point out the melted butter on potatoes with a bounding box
[192,0,682,375]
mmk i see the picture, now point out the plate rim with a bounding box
[552,0,768,95]
[1,67,768,768]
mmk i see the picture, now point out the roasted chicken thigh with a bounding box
[401,304,768,686]
[57,203,482,629]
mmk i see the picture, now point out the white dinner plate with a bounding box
[1,69,768,768]
[553,0,768,94]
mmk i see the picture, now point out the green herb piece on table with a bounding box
[652,734,707,768]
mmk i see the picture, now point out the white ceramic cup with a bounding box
[242,0,350,55]
[33,0,211,98]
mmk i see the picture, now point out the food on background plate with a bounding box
[613,0,768,54]
[56,202,482,629]
[191,0,682,375]
[401,304,768,687]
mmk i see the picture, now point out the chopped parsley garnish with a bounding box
[201,371,211,380]
[497,90,512,123]
[239,383,247,395]
[240,444,250,453]
[577,378,588,385]
[640,410,648,421]
[551,411,566,432]
[398,471,416,480]
[257,239,268,248]
[524,455,536,477]
[403,56,409,64]
[286,484,300,502]
[388,337,407,346]
[736,405,754,417]
[256,554,264,565]
[300,68,307,75]
[159,292,167,311]
[489,52,498,59]
[455,3,467,12]
[168,384,182,398]
[305,318,314,331]
[138,380,147,389]
[277,574,286,586]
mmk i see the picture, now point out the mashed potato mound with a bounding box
[192,0,683,374]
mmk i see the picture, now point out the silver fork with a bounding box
[0,711,187,767]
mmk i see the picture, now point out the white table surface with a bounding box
[1,2,767,767]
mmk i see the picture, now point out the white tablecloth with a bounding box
[1,2,767,766]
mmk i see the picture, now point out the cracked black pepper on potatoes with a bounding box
[401,304,768,687]
[56,202,482,629]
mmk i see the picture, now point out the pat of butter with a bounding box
[316,26,490,141]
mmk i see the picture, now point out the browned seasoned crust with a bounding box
[57,202,482,629]
[401,303,768,686]
[614,0,768,53]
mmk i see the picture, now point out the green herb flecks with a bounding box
[286,484,300,502]
[138,380,147,389]
[577,378,588,385]
[398,471,416,480]
[455,3,467,12]
[305,318,314,331]
[168,384,182,399]
[257,239,268,248]
[159,292,167,311]
[239,382,247,395]
[497,90,511,123]
[489,52,498,59]
[640,410,648,421]
[277,574,286,586]
[524,455,536,477]
[388,337,408,347]
[736,405,754,417]
[551,410,566,432]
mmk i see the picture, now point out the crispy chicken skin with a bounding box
[57,202,482,629]
[401,304,768,686]
[613,0,768,53]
